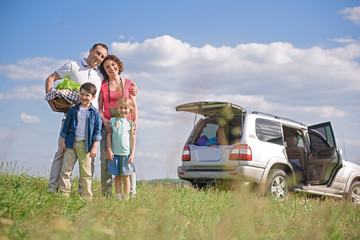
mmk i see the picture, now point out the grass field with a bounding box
[1,165,360,240]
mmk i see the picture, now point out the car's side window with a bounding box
[309,131,330,151]
[256,118,283,145]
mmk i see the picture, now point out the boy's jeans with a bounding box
[60,140,92,198]
[47,116,94,193]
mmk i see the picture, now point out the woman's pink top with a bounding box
[100,78,134,121]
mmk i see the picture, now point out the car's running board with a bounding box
[293,187,344,198]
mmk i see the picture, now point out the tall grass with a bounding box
[1,164,360,239]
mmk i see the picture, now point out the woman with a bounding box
[99,54,138,197]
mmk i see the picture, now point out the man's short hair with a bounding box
[80,82,97,96]
[92,43,108,53]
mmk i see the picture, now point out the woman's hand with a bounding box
[102,118,112,133]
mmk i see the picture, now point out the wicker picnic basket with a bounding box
[53,96,73,113]
[44,89,79,113]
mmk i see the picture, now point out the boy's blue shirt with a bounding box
[60,104,102,152]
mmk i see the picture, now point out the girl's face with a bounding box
[118,105,130,118]
[103,59,119,78]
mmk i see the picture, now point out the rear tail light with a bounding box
[229,144,252,161]
[182,146,191,161]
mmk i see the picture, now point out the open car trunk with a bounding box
[176,102,246,167]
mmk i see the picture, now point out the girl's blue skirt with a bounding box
[108,155,134,176]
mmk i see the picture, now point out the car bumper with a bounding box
[177,165,264,183]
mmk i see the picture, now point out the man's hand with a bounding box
[47,100,62,112]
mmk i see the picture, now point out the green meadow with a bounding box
[1,163,360,240]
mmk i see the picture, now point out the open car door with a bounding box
[307,122,342,186]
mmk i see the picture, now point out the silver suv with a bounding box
[176,101,360,203]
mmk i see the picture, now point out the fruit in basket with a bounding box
[55,78,81,91]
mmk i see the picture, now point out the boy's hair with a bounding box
[99,54,124,80]
[80,82,97,96]
[92,43,108,52]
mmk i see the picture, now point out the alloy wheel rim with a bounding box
[271,176,287,199]
[351,186,360,204]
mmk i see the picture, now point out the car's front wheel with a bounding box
[346,181,360,204]
[267,170,288,200]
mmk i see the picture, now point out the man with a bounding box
[45,43,109,193]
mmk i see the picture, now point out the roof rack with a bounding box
[252,111,305,126]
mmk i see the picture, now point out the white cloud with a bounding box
[112,35,360,96]
[20,113,40,123]
[339,6,360,26]
[0,57,68,81]
[331,37,357,44]
[0,84,44,101]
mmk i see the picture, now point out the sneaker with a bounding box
[46,187,58,194]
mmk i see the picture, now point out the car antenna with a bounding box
[342,134,347,161]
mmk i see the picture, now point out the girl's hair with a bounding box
[99,54,124,80]
[115,98,134,134]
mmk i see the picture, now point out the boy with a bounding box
[59,82,102,198]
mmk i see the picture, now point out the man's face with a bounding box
[87,46,107,68]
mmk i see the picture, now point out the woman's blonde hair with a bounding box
[115,98,134,133]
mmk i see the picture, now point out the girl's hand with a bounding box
[128,155,134,164]
[107,149,114,160]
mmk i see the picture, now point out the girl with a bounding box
[106,98,136,200]
[99,54,138,197]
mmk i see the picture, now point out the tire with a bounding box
[267,170,288,200]
[346,181,360,204]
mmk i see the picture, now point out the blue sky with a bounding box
[0,0,359,180]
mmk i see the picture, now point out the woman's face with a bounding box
[103,59,119,78]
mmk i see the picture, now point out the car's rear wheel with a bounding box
[346,181,360,204]
[267,170,288,200]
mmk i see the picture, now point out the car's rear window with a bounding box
[192,117,243,146]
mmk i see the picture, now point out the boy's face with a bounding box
[79,89,95,108]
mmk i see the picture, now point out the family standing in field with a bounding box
[44,43,138,200]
